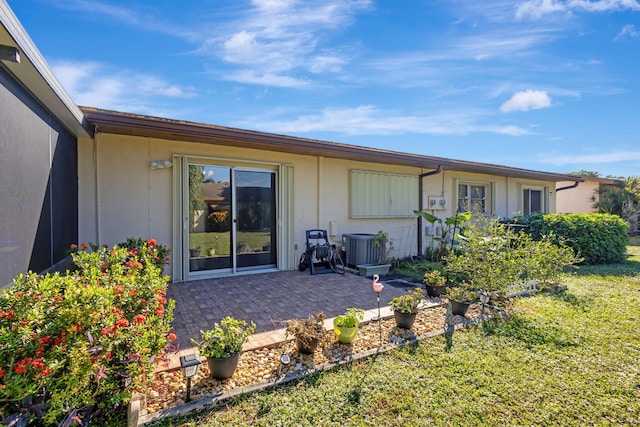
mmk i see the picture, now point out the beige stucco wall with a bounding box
[77,133,560,279]
[420,171,557,220]
[556,180,598,213]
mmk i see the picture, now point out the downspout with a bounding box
[418,165,443,256]
[93,128,101,244]
[555,181,580,192]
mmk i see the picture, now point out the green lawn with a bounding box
[154,244,640,426]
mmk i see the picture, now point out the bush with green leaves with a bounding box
[117,236,170,270]
[193,317,256,359]
[333,308,365,328]
[513,212,629,264]
[389,288,423,314]
[444,217,581,305]
[0,239,175,426]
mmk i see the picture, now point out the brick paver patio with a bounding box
[167,270,420,353]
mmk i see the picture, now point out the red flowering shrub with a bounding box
[0,239,176,425]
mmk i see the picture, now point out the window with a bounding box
[523,188,543,214]
[350,170,418,218]
[458,183,488,213]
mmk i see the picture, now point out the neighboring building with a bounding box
[556,176,623,214]
[1,2,582,287]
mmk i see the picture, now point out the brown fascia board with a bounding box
[576,176,623,186]
[80,107,582,183]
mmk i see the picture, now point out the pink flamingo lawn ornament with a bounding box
[372,274,384,346]
[372,274,384,321]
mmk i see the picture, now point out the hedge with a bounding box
[513,213,629,264]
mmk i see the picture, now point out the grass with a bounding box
[189,231,271,256]
[153,244,640,426]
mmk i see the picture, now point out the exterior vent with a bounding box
[342,233,377,268]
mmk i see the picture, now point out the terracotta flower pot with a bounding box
[393,310,417,329]
[207,351,240,379]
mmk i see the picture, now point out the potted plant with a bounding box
[190,246,201,257]
[388,288,423,329]
[286,312,326,354]
[446,285,478,316]
[192,316,256,379]
[423,270,446,297]
[358,230,394,276]
[373,230,394,265]
[333,308,364,344]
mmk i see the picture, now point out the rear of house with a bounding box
[77,107,580,282]
[1,1,583,287]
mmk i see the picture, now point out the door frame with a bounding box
[172,154,294,281]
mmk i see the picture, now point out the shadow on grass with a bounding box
[345,352,381,406]
[548,290,593,311]
[481,315,579,349]
[575,260,640,278]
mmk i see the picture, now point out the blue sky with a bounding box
[8,0,640,177]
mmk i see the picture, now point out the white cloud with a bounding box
[616,24,640,39]
[223,70,311,88]
[500,90,552,112]
[516,0,640,20]
[209,0,371,86]
[539,150,640,165]
[50,60,196,112]
[497,125,533,136]
[50,0,196,39]
[233,105,530,137]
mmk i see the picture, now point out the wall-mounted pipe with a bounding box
[417,165,443,256]
[555,181,580,192]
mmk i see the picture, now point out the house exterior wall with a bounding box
[78,132,560,279]
[0,65,78,288]
[420,170,556,220]
[556,180,598,213]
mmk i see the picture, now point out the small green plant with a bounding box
[285,312,326,347]
[413,210,471,261]
[389,288,423,314]
[447,285,478,303]
[334,308,364,328]
[373,230,394,264]
[423,270,446,287]
[193,317,256,359]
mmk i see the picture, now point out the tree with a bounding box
[593,176,640,234]
[568,170,601,177]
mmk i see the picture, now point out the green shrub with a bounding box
[117,236,170,270]
[0,239,175,425]
[513,213,629,264]
[444,217,581,306]
[193,317,255,359]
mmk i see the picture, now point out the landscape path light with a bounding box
[179,353,201,402]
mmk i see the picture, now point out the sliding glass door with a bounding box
[186,164,276,277]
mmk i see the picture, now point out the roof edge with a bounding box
[81,107,583,183]
[1,1,90,137]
